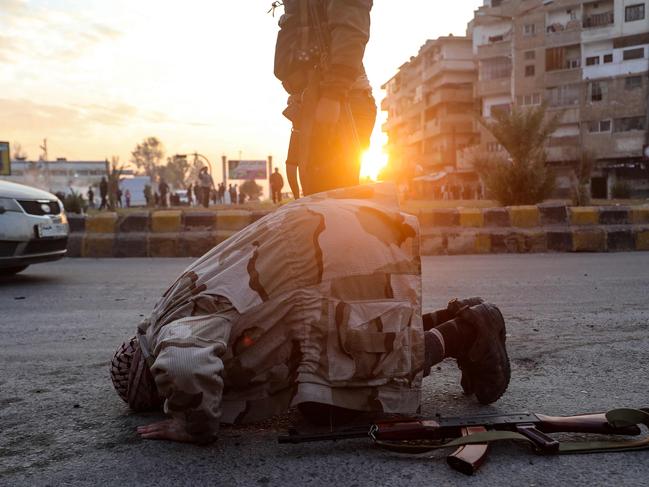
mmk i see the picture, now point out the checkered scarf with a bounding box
[110,336,162,411]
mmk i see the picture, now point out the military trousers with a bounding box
[297,89,376,195]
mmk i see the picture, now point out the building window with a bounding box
[625,75,643,90]
[623,47,645,60]
[524,50,535,60]
[614,116,645,132]
[589,120,612,133]
[525,65,535,77]
[487,142,503,152]
[546,84,580,107]
[517,93,542,106]
[589,80,607,102]
[479,57,512,81]
[546,45,581,71]
[523,24,536,36]
[490,103,511,116]
[625,4,646,22]
[586,56,600,66]
[603,53,613,63]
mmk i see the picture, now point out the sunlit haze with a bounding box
[1,0,483,182]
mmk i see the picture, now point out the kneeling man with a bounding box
[110,184,510,443]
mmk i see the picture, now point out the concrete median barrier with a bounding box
[149,233,180,257]
[114,233,148,258]
[509,206,539,228]
[572,228,606,252]
[181,231,217,257]
[83,233,114,257]
[569,207,599,226]
[216,210,252,231]
[458,208,483,227]
[118,212,150,233]
[67,204,649,257]
[86,212,117,233]
[151,210,182,233]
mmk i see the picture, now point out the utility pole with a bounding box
[39,138,50,189]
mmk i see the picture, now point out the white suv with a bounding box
[0,180,69,275]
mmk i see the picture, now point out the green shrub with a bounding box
[477,104,560,206]
[63,190,87,214]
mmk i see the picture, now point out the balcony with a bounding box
[426,88,474,107]
[476,77,511,97]
[477,41,511,59]
[407,129,424,145]
[583,12,614,29]
[544,25,581,48]
[544,68,582,86]
[424,119,475,138]
[423,59,475,81]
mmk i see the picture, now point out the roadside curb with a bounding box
[68,205,649,257]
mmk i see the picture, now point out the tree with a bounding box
[161,155,191,188]
[130,137,164,178]
[12,142,28,160]
[570,149,594,206]
[475,104,560,206]
[239,179,262,201]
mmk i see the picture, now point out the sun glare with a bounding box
[360,144,388,181]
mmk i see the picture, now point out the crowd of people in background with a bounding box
[89,166,287,210]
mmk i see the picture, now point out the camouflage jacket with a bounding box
[137,183,424,440]
[275,0,372,96]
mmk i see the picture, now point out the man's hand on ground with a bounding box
[137,418,197,443]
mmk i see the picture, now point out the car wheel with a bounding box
[0,265,28,275]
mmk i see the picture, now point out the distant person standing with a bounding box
[198,167,214,208]
[158,178,169,208]
[269,167,285,203]
[99,177,108,210]
[187,183,194,207]
[193,183,200,207]
[125,189,132,208]
[116,188,123,208]
[230,184,238,205]
[87,186,95,209]
[218,183,225,204]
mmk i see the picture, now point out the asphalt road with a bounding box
[1,255,648,487]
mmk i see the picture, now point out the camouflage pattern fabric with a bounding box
[137,183,424,439]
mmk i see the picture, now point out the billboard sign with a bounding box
[228,160,267,180]
[0,142,10,176]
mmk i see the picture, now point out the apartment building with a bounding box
[381,36,479,198]
[472,0,649,198]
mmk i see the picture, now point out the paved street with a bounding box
[1,255,648,486]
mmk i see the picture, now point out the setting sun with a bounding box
[360,136,388,182]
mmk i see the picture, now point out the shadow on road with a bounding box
[0,273,60,287]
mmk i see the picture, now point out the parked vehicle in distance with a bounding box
[174,190,190,206]
[0,180,69,275]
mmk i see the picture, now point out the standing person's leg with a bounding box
[338,90,376,189]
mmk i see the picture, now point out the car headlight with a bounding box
[0,197,23,213]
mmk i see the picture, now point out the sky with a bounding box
[0,0,484,181]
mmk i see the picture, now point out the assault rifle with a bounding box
[279,408,649,475]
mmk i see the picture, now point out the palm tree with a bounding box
[475,103,561,206]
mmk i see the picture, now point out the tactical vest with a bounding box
[274,0,329,95]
